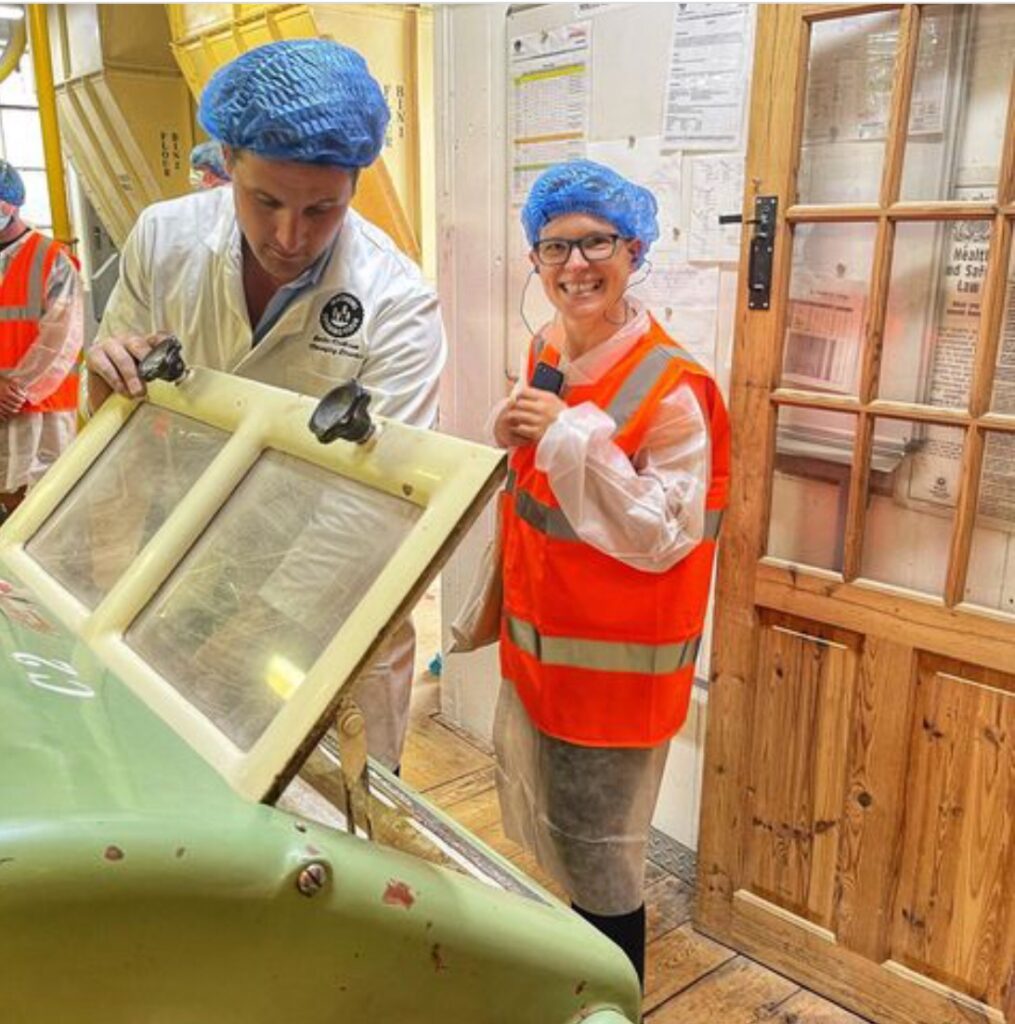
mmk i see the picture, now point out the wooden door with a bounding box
[697,6,1015,1024]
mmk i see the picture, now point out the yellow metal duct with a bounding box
[165,3,432,270]
[48,5,196,248]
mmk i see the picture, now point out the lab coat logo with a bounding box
[320,293,364,340]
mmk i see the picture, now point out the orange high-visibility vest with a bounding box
[500,316,730,748]
[0,231,79,413]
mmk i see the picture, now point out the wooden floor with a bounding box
[400,673,870,1024]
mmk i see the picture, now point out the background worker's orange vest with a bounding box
[0,231,79,413]
[500,317,730,748]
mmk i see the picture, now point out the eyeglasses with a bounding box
[533,232,622,266]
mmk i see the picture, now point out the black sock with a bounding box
[571,902,646,988]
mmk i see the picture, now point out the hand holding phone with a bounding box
[531,360,565,395]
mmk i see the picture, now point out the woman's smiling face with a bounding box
[531,213,640,329]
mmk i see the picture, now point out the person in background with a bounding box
[189,139,231,190]
[0,160,83,520]
[491,159,730,986]
[85,39,446,772]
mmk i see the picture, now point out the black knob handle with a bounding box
[309,380,375,445]
[139,335,187,383]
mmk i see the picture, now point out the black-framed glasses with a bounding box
[533,232,622,266]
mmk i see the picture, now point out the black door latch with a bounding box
[718,195,778,310]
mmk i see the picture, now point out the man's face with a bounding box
[227,149,356,285]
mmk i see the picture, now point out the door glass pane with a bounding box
[767,406,856,573]
[126,450,422,751]
[860,419,962,598]
[900,6,1015,201]
[780,222,876,396]
[879,220,988,408]
[798,10,901,204]
[967,432,1015,615]
[990,241,1015,413]
[26,406,228,609]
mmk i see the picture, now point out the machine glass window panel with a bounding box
[25,405,228,610]
[126,451,420,751]
[2,369,504,800]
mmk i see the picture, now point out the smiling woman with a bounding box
[486,158,730,987]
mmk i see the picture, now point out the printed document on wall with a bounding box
[631,264,720,370]
[662,4,752,150]
[689,155,744,262]
[508,21,591,206]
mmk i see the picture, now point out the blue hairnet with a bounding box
[521,159,659,268]
[198,39,389,167]
[0,160,25,207]
[189,140,229,180]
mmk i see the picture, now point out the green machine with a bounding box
[0,343,641,1023]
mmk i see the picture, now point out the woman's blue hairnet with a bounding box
[198,39,389,168]
[521,159,659,268]
[0,160,25,207]
[189,140,229,180]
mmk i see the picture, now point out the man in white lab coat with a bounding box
[86,39,446,771]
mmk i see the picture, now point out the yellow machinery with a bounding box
[47,5,195,248]
[44,3,431,269]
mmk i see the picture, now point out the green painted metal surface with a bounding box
[0,525,641,1021]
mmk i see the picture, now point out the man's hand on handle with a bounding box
[85,333,164,411]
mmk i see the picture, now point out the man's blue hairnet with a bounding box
[521,159,659,268]
[190,140,229,180]
[198,39,389,167]
[0,160,25,207]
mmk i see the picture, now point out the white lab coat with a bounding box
[98,186,447,768]
[98,186,445,425]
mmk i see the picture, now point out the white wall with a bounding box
[435,3,510,742]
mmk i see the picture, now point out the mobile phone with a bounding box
[531,360,565,395]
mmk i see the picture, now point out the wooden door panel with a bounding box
[744,615,857,929]
[836,636,916,961]
[891,661,1015,1006]
[697,4,1015,1022]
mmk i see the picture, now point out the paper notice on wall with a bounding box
[781,274,867,394]
[509,21,591,206]
[662,3,752,151]
[630,262,719,369]
[688,154,744,263]
[585,137,683,255]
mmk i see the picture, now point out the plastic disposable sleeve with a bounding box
[533,381,710,573]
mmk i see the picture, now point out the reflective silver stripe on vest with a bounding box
[0,235,51,321]
[705,508,724,541]
[605,344,682,427]
[506,467,579,540]
[515,489,578,541]
[507,614,700,675]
